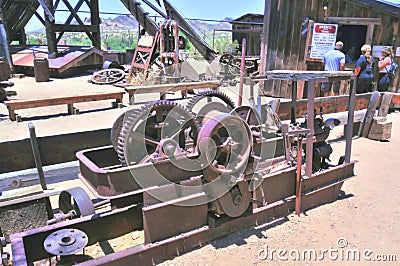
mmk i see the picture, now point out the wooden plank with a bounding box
[0,129,111,174]
[360,91,380,137]
[124,81,220,104]
[124,81,219,95]
[327,17,381,25]
[252,70,354,81]
[5,92,123,121]
[51,24,99,33]
[5,92,124,109]
[269,93,373,121]
[378,92,393,117]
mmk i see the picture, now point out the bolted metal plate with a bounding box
[44,228,88,256]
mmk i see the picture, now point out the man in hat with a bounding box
[321,41,345,96]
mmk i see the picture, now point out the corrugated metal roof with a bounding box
[11,46,103,72]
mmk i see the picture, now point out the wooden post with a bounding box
[89,0,101,49]
[360,91,380,138]
[259,0,272,92]
[305,79,315,178]
[43,0,57,57]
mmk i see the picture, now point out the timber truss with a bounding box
[0,0,217,61]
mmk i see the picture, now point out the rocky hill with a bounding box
[27,15,232,34]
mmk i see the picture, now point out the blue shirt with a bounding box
[355,55,374,79]
[323,49,345,71]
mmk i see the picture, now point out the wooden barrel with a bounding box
[33,58,50,82]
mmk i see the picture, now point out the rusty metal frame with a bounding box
[8,71,359,264]
[9,161,355,265]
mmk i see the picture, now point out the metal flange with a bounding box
[44,228,88,256]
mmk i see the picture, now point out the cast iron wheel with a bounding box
[228,58,241,75]
[117,101,199,166]
[219,53,234,65]
[91,68,126,85]
[230,106,262,140]
[197,113,252,178]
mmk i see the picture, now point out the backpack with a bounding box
[386,58,398,79]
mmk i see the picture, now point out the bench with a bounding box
[5,92,124,121]
[117,81,220,104]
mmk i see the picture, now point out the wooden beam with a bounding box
[60,0,98,46]
[55,0,86,43]
[89,0,101,49]
[327,17,381,25]
[365,23,374,45]
[43,0,57,56]
[259,0,272,92]
[51,24,99,33]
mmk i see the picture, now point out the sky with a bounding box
[25,0,400,31]
[26,0,265,31]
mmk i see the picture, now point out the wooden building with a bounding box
[232,14,263,56]
[257,0,400,97]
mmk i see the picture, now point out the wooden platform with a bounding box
[117,81,220,104]
[5,92,124,121]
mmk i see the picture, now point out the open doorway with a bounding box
[336,25,367,61]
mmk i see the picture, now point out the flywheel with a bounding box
[197,113,252,180]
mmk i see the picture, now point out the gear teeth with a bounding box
[116,100,199,166]
[186,90,236,114]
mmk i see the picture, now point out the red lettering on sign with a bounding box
[315,25,336,34]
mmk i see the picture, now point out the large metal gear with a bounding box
[186,90,235,125]
[117,101,199,166]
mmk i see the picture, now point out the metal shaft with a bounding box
[238,38,246,106]
[28,123,53,219]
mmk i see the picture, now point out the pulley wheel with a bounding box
[197,113,252,176]
[44,228,88,256]
[59,187,95,218]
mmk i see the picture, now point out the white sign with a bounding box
[309,23,338,59]
[396,47,400,57]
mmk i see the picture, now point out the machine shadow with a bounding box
[210,216,289,249]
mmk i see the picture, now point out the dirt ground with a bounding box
[1,74,399,265]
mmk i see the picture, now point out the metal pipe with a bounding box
[174,21,179,76]
[295,138,303,216]
[28,123,47,190]
[28,123,53,219]
[345,75,357,163]
[290,81,297,123]
[238,38,246,106]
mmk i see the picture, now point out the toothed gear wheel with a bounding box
[117,101,199,166]
[186,90,235,124]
